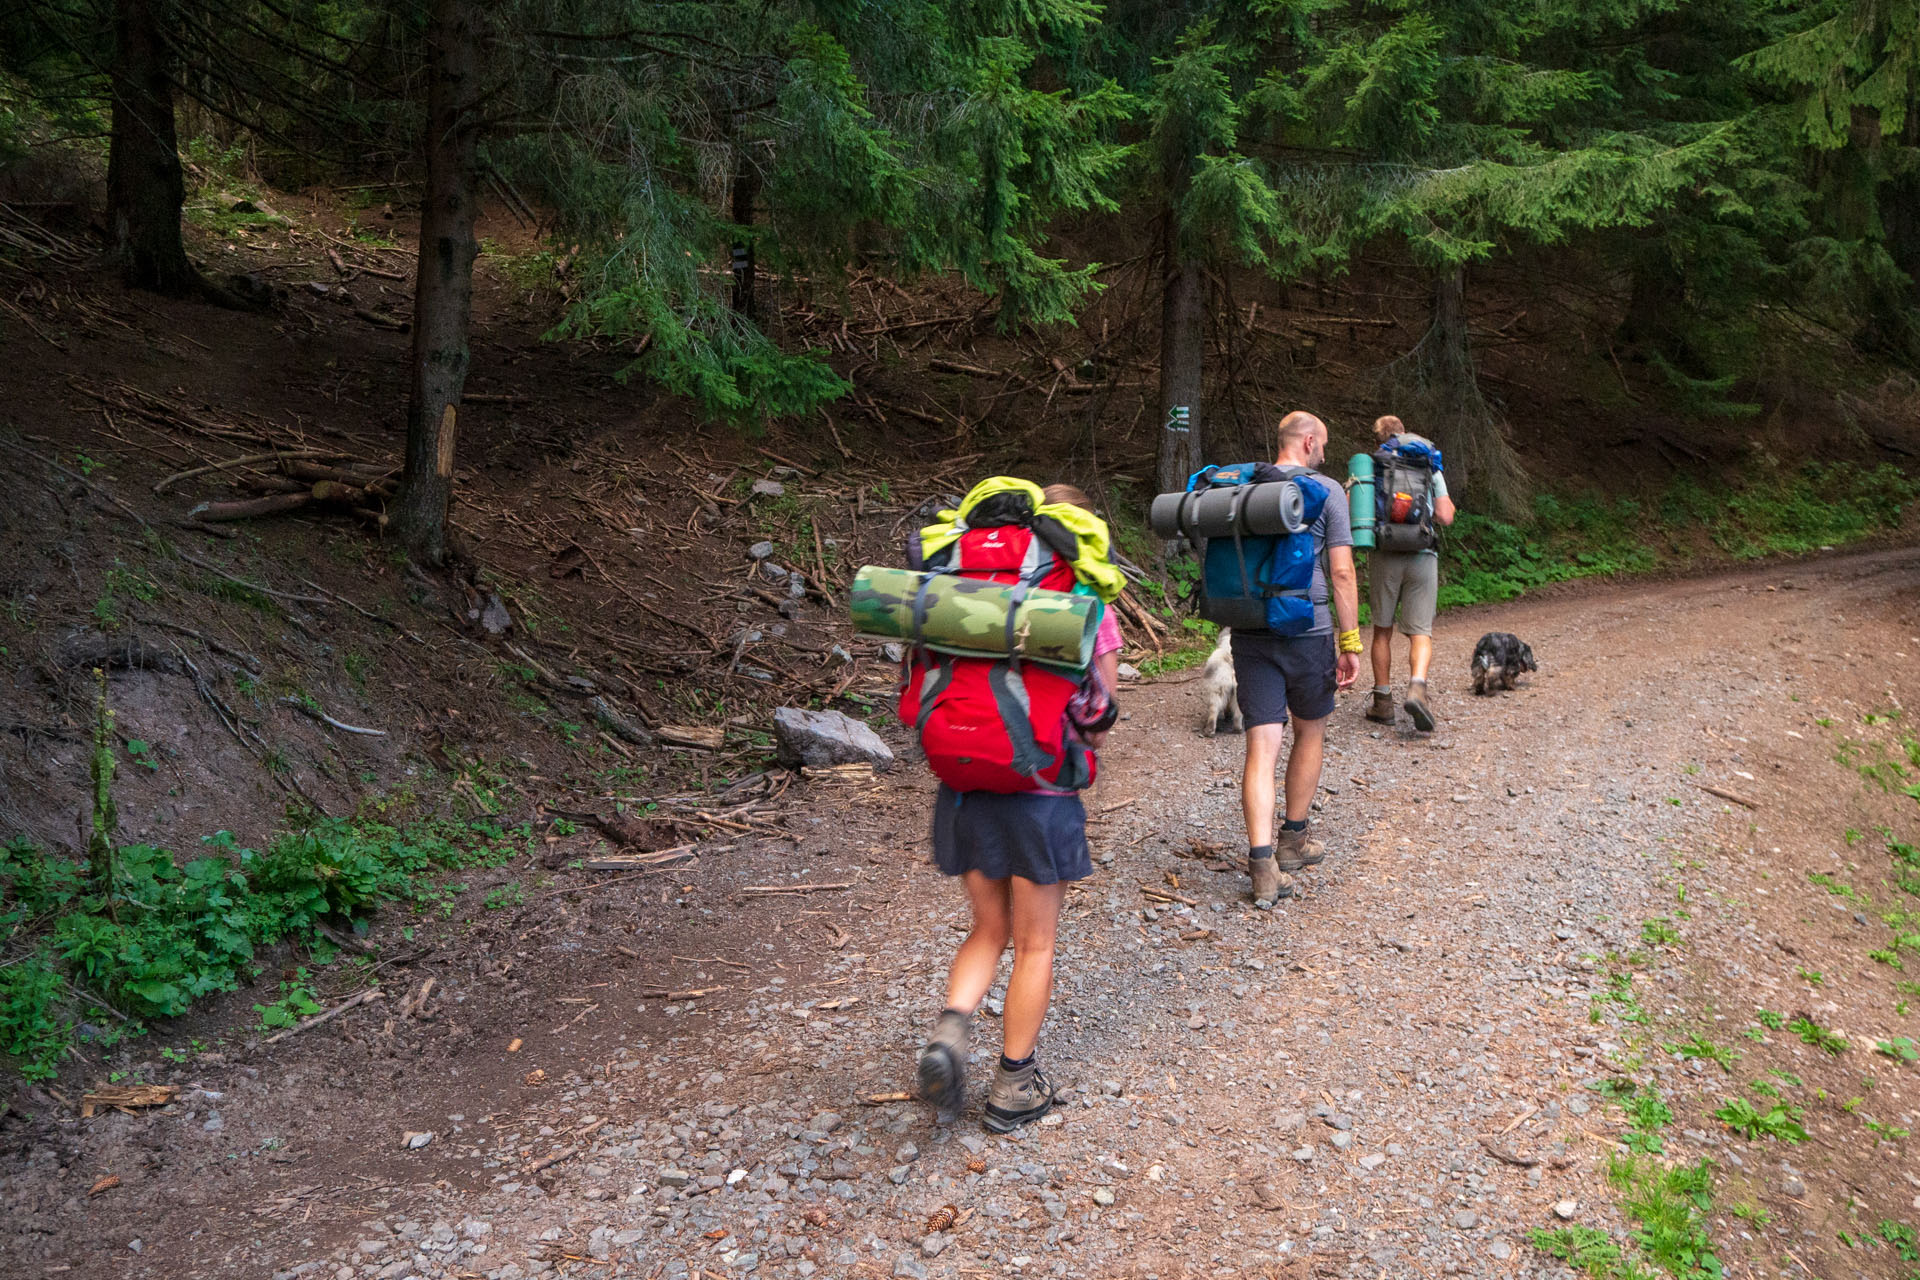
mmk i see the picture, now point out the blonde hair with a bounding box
[1373,414,1404,440]
[1042,483,1093,511]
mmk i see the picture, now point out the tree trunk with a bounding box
[1382,268,1527,514]
[1155,223,1206,499]
[1863,110,1920,371]
[393,0,482,566]
[106,0,199,296]
[730,153,759,322]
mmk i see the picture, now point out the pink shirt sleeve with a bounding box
[1094,606,1124,658]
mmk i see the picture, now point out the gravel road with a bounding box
[7,548,1919,1280]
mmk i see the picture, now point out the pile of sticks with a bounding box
[75,378,397,526]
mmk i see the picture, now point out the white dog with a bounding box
[1199,628,1242,736]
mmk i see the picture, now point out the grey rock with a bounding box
[658,1169,693,1187]
[809,1111,844,1135]
[788,576,807,599]
[749,541,776,560]
[896,1142,919,1164]
[1491,1240,1513,1261]
[1358,1154,1387,1172]
[1092,1188,1115,1207]
[1291,1146,1315,1163]
[893,1257,928,1279]
[202,1112,224,1132]
[920,1233,949,1257]
[1454,1211,1478,1230]
[1553,1200,1578,1221]
[1781,1176,1806,1198]
[1330,1132,1353,1151]
[774,709,893,769]
[752,479,786,498]
[480,594,512,636]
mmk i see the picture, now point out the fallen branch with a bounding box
[174,551,332,606]
[526,1146,579,1175]
[739,882,853,896]
[281,696,387,736]
[262,988,384,1045]
[154,449,347,493]
[530,864,695,900]
[1478,1136,1539,1167]
[1696,783,1759,809]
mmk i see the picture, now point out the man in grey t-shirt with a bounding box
[1229,411,1362,907]
[1365,414,1457,731]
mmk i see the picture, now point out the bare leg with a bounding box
[1283,714,1327,824]
[1002,877,1066,1060]
[1370,625,1394,687]
[1408,634,1433,683]
[1241,722,1286,848]
[942,871,1011,1014]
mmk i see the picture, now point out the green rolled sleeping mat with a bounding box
[849,565,1102,671]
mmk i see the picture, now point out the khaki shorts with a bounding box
[1369,551,1438,636]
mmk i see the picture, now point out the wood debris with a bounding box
[740,881,852,896]
[88,1175,121,1197]
[864,1091,912,1105]
[657,724,726,750]
[81,1084,179,1118]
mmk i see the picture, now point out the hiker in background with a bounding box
[914,481,1124,1133]
[1232,412,1362,906]
[1365,415,1456,731]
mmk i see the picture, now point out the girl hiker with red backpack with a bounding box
[882,480,1125,1132]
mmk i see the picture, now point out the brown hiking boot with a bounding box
[983,1059,1055,1133]
[917,1010,968,1120]
[1273,824,1327,872]
[1365,690,1395,724]
[1248,856,1295,907]
[1403,680,1435,732]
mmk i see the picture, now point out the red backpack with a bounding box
[897,497,1107,794]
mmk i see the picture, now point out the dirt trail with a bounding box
[6,549,1920,1280]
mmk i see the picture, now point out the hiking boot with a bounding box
[1272,824,1326,872]
[1365,690,1395,724]
[983,1059,1056,1133]
[917,1010,968,1119]
[1248,855,1295,907]
[1403,680,1436,732]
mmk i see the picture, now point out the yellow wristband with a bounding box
[1336,628,1363,655]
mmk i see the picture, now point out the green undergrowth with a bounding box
[0,818,524,1080]
[1438,462,1916,609]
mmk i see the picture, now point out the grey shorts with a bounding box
[1369,551,1438,637]
[1230,631,1337,728]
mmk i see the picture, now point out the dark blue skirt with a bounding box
[930,785,1093,884]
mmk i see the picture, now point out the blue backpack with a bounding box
[1187,462,1330,635]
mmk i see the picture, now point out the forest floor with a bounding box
[4,547,1919,1280]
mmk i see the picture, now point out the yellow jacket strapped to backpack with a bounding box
[917,476,1128,604]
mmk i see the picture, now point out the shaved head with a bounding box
[1276,410,1326,467]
